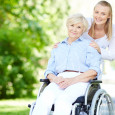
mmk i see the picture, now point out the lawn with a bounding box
[0,98,35,115]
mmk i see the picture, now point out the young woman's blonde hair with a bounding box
[89,1,112,40]
[66,14,88,32]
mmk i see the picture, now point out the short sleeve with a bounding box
[44,49,58,78]
[86,46,101,77]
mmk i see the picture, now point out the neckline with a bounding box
[86,32,106,41]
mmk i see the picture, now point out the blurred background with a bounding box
[0,0,115,114]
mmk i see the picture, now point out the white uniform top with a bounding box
[82,18,115,61]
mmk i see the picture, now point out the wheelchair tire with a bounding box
[89,89,114,115]
[29,102,36,115]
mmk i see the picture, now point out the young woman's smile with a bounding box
[94,4,110,25]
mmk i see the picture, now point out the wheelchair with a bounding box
[28,78,114,115]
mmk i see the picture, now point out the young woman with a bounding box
[54,1,115,61]
[32,14,101,115]
[84,0,115,61]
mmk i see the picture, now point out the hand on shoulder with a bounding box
[53,42,60,48]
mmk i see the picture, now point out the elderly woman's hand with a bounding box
[53,76,64,84]
[89,41,101,54]
[59,78,75,89]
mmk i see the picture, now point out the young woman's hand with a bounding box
[53,42,60,48]
[89,41,101,54]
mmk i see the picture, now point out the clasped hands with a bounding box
[52,76,74,89]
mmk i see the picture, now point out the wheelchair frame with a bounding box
[28,79,114,115]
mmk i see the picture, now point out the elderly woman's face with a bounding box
[93,4,110,25]
[67,22,84,39]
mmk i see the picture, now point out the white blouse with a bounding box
[82,18,115,61]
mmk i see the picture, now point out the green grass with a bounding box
[0,98,35,115]
[0,84,41,115]
[0,106,29,115]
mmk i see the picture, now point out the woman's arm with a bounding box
[100,35,115,60]
[59,69,97,89]
[59,46,101,89]
[90,25,115,61]
[47,73,64,84]
[89,38,115,60]
[44,49,58,78]
[44,49,64,84]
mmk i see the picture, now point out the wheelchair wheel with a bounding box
[89,89,114,115]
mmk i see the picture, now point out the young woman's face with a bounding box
[67,22,84,39]
[93,4,110,25]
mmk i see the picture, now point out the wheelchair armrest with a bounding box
[40,79,102,84]
[40,79,50,83]
[89,80,102,84]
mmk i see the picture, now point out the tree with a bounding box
[0,0,70,98]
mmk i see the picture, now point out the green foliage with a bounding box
[0,0,70,98]
[0,27,38,98]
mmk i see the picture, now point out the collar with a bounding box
[61,36,84,44]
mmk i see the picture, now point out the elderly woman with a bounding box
[54,1,115,61]
[32,14,101,115]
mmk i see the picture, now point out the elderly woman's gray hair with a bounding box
[66,14,88,32]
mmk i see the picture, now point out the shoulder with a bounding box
[87,45,100,56]
[112,23,115,28]
[59,38,68,45]
[81,36,98,53]
[110,24,115,40]
[53,38,67,51]
[81,35,91,44]
[79,36,93,50]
